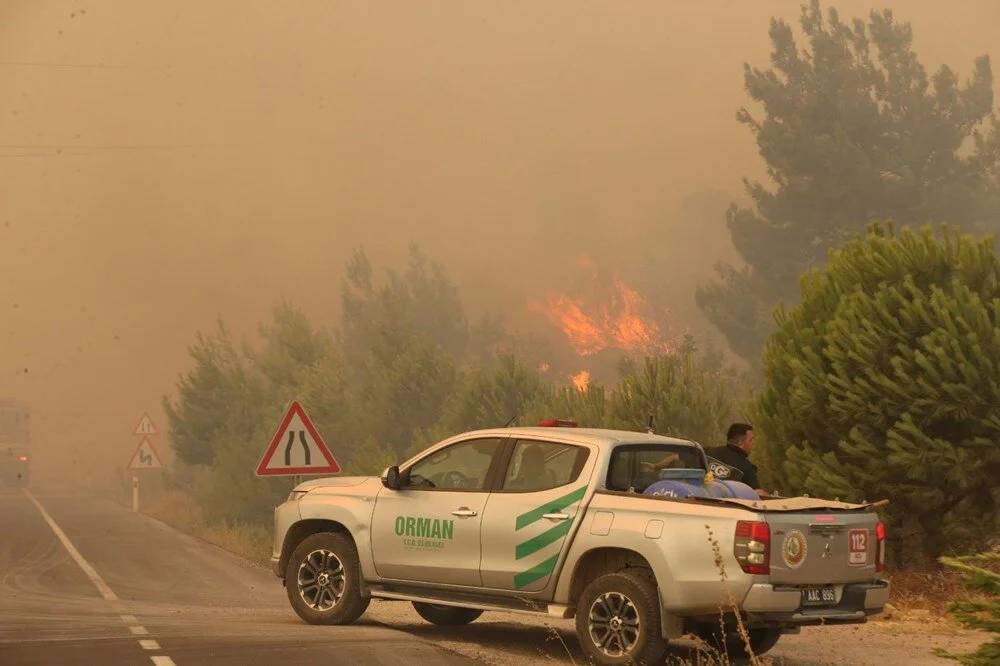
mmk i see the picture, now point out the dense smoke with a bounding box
[1,1,997,484]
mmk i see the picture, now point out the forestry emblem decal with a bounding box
[782,530,808,569]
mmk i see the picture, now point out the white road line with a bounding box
[23,489,119,601]
[24,490,177,665]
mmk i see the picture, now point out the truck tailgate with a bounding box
[766,512,880,585]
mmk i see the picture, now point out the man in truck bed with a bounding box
[706,422,764,495]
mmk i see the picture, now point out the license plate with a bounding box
[803,587,836,605]
[848,528,868,565]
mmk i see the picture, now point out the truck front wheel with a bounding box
[412,602,483,625]
[285,532,370,625]
[575,570,668,665]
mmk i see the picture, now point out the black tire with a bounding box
[412,602,483,626]
[285,532,370,625]
[575,570,668,665]
[697,624,782,659]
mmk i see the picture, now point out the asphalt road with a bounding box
[0,488,472,666]
[2,489,984,666]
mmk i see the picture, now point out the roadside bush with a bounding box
[756,225,1000,561]
[936,551,1000,665]
[144,489,272,566]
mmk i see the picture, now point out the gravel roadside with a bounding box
[365,600,990,665]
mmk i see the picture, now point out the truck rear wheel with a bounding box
[285,532,370,625]
[575,570,668,665]
[412,602,483,625]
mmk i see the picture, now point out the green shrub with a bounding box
[936,552,1000,665]
[756,225,1000,561]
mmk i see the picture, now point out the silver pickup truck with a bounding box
[271,424,889,664]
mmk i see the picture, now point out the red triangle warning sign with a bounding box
[127,438,163,470]
[133,413,157,436]
[255,401,341,477]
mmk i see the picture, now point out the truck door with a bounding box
[371,437,505,586]
[479,438,595,592]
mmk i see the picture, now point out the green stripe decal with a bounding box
[515,485,587,531]
[515,519,572,560]
[514,553,559,589]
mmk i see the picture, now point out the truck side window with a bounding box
[606,444,705,493]
[501,440,588,492]
[405,438,503,491]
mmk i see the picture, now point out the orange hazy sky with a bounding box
[2,1,997,483]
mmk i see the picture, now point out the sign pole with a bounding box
[132,475,139,512]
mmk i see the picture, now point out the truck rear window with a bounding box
[606,443,705,493]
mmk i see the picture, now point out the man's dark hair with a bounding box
[727,422,753,444]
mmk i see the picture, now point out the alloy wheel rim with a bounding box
[297,548,345,611]
[588,591,640,657]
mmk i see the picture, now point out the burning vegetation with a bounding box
[534,277,679,389]
[570,370,591,392]
[540,279,674,357]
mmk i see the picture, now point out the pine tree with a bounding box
[699,0,1000,360]
[607,349,739,445]
[415,354,550,453]
[756,225,1000,561]
[163,320,258,466]
[526,384,610,431]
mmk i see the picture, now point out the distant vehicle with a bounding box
[271,423,889,665]
[0,398,31,488]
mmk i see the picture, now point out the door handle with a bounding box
[451,507,478,517]
[543,512,570,521]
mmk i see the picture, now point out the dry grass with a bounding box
[540,622,577,665]
[701,524,769,666]
[143,489,272,566]
[886,566,980,616]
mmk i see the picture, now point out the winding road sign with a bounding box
[127,438,163,470]
[255,401,341,477]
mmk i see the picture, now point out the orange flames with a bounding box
[570,370,591,392]
[538,279,672,357]
[543,296,606,356]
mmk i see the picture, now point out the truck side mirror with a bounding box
[382,465,401,490]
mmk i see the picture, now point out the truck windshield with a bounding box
[606,443,705,493]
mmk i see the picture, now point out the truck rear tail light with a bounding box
[537,419,577,427]
[734,520,770,575]
[17,455,28,462]
[875,521,886,572]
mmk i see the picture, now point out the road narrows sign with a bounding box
[134,413,157,436]
[128,438,163,470]
[255,401,341,477]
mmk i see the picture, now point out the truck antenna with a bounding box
[646,414,655,434]
[503,414,518,427]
